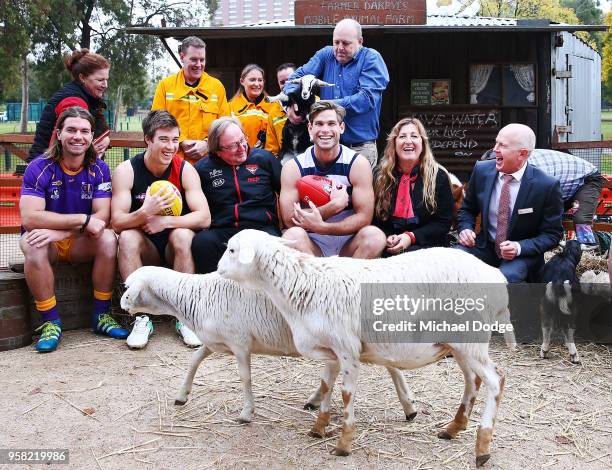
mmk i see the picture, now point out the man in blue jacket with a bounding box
[457,123,564,283]
[284,19,389,168]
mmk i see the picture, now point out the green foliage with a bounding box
[1,0,209,112]
[480,0,599,47]
[561,0,604,50]
[602,13,612,103]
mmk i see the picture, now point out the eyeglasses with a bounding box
[219,137,247,152]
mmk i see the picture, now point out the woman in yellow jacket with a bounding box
[229,64,282,149]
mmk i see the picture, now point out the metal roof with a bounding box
[126,16,608,39]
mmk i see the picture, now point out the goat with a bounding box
[267,74,334,107]
[121,267,418,423]
[218,229,515,467]
[537,240,583,364]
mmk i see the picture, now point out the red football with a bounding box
[296,175,333,207]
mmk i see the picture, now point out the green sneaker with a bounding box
[35,319,62,353]
[93,313,129,339]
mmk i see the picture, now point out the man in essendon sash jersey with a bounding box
[111,110,211,348]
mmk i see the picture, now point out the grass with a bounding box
[0,122,36,133]
[602,111,612,141]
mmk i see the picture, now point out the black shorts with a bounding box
[146,229,171,264]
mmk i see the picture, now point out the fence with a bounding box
[0,134,611,268]
[0,133,144,268]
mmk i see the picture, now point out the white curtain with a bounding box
[469,64,494,104]
[510,65,535,103]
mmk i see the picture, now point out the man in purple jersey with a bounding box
[20,107,128,353]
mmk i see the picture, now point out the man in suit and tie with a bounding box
[457,123,564,283]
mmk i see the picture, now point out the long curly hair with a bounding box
[374,117,447,221]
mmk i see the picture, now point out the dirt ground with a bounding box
[1,322,611,470]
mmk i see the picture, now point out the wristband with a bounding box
[80,214,91,233]
[403,231,416,245]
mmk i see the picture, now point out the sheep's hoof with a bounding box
[540,349,550,359]
[405,411,417,422]
[236,416,252,424]
[308,429,324,439]
[331,447,350,457]
[476,454,491,467]
[174,399,187,406]
[569,354,581,365]
[303,402,318,410]
[437,430,454,440]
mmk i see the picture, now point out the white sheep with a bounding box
[121,266,418,423]
[580,269,611,296]
[218,229,515,467]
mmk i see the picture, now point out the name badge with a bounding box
[518,208,533,214]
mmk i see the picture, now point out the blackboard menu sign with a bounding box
[399,106,501,170]
[411,79,451,105]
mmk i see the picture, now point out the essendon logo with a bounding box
[245,164,258,175]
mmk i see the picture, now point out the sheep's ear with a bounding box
[238,241,256,265]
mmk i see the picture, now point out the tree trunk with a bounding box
[113,84,123,131]
[19,56,29,133]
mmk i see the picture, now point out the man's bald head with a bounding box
[333,19,363,64]
[501,123,536,151]
[493,123,536,174]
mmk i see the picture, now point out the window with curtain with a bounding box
[469,63,536,106]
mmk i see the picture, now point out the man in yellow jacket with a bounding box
[152,36,230,164]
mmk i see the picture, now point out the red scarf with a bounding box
[393,170,419,219]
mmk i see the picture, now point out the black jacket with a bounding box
[28,80,108,161]
[195,148,282,229]
[376,168,454,248]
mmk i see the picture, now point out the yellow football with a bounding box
[149,180,183,216]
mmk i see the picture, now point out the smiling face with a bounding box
[332,21,363,64]
[217,123,248,165]
[493,125,530,174]
[241,69,264,101]
[56,116,93,159]
[395,123,423,172]
[180,46,206,83]
[80,68,109,99]
[308,109,345,153]
[146,127,180,166]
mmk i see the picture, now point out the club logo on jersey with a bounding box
[135,192,146,201]
[245,164,258,175]
[50,188,60,200]
[212,178,225,188]
[97,182,112,192]
[81,183,93,199]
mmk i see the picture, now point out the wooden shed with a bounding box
[127,16,606,176]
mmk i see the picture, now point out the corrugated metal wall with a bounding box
[551,31,602,143]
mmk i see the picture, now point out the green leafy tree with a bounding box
[602,12,612,104]
[560,0,604,50]
[480,0,596,46]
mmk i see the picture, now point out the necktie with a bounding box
[495,174,514,258]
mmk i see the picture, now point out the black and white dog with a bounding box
[537,240,583,364]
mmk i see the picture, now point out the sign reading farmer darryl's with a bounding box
[294,0,427,25]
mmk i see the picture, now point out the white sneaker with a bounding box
[176,321,202,348]
[126,315,153,349]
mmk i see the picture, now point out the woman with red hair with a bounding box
[28,49,111,161]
